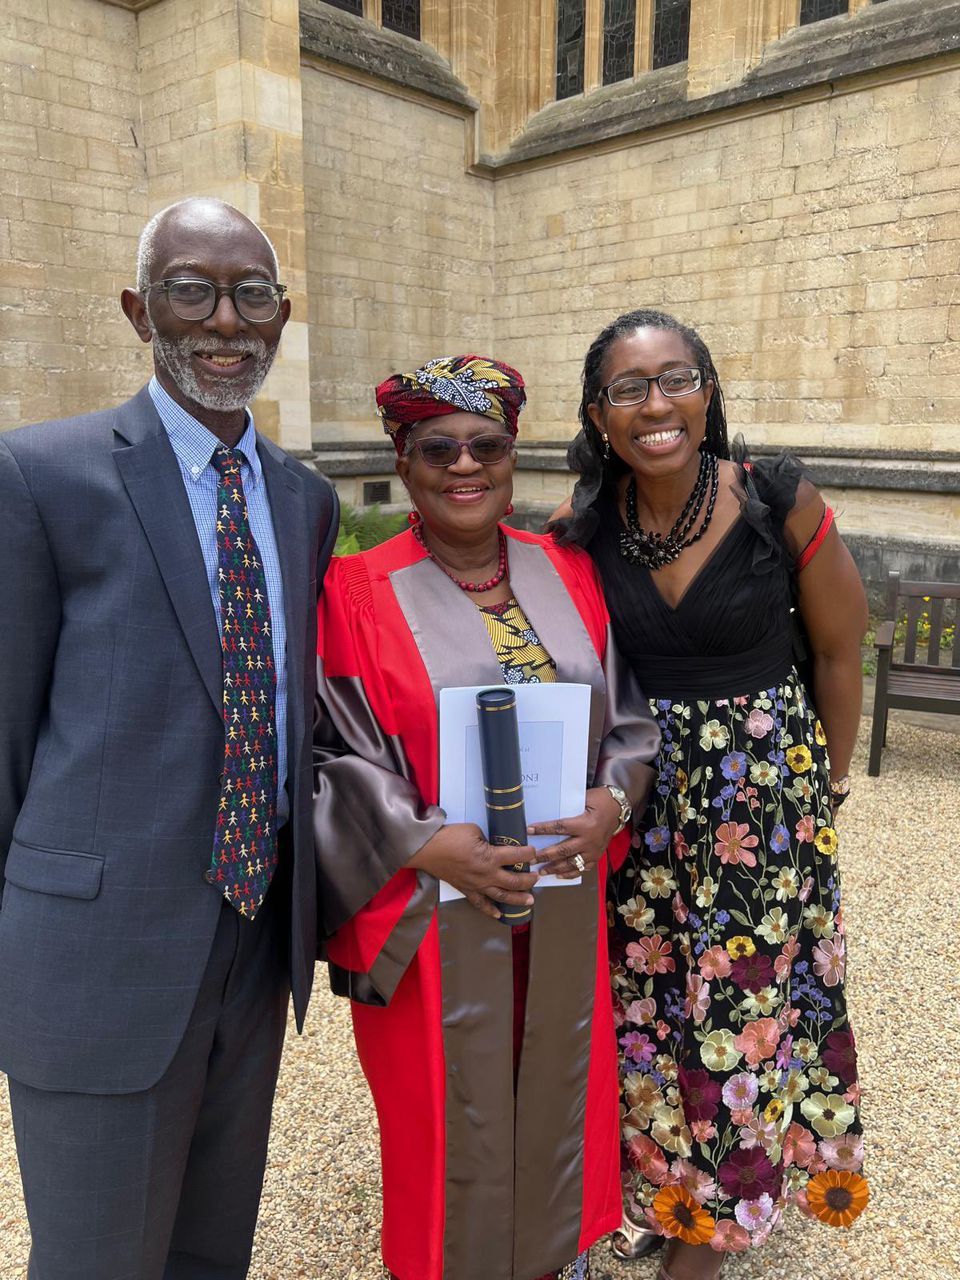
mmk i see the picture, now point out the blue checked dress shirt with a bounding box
[149,377,289,828]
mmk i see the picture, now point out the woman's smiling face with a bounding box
[587,326,714,479]
[396,411,517,541]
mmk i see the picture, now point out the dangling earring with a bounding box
[602,434,610,461]
[407,509,421,525]
[505,502,514,516]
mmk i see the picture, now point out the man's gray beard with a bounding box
[148,322,279,414]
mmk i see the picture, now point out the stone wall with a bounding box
[1,0,959,577]
[301,59,495,442]
[493,63,960,458]
[1,0,313,447]
[0,0,149,427]
[137,0,313,447]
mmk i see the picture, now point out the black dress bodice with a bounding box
[587,457,802,700]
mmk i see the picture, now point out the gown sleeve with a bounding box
[594,635,660,812]
[596,635,661,874]
[313,555,444,985]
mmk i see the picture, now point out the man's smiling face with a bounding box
[133,203,289,418]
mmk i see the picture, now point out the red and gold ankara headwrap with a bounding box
[376,354,526,454]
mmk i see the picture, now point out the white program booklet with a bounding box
[437,682,592,903]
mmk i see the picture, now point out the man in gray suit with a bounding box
[0,197,339,1278]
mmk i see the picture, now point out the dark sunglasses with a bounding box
[406,434,514,467]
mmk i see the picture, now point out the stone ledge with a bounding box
[496,0,960,168]
[300,0,476,112]
[311,441,396,476]
[795,458,960,495]
[310,438,960,494]
[494,63,688,168]
[747,445,960,465]
[303,447,959,606]
[297,0,960,167]
[844,530,960,611]
[503,506,960,610]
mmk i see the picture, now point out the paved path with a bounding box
[2,719,958,1280]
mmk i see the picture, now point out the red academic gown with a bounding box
[313,526,659,1280]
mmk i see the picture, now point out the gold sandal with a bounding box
[609,1214,664,1261]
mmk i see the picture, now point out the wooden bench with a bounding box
[868,570,960,776]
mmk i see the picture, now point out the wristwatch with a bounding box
[604,784,633,835]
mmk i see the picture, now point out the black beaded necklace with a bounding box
[619,450,719,570]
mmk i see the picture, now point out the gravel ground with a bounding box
[2,718,958,1280]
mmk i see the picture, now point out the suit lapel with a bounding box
[112,390,223,718]
[258,441,307,747]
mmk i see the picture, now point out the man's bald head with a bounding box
[123,195,290,427]
[136,198,279,291]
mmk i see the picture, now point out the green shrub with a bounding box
[334,504,407,557]
[861,604,956,677]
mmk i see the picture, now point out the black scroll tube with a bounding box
[476,687,533,927]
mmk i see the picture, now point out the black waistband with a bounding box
[630,634,794,701]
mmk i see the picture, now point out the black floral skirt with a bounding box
[608,672,868,1253]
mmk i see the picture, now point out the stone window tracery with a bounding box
[556,0,586,99]
[382,0,421,39]
[603,0,636,85]
[652,0,691,70]
[799,0,849,22]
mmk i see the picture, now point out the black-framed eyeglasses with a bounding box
[143,277,287,323]
[405,434,515,467]
[601,367,703,406]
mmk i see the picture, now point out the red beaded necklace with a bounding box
[413,523,508,593]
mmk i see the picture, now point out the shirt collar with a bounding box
[149,376,262,487]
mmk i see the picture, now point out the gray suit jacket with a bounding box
[0,387,339,1094]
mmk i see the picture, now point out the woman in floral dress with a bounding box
[545,310,870,1280]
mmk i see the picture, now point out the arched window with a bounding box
[799,0,849,21]
[382,0,421,39]
[556,0,693,99]
[603,0,636,86]
[652,0,691,70]
[556,0,586,99]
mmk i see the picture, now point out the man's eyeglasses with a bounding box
[601,368,703,407]
[406,434,515,467]
[143,278,287,323]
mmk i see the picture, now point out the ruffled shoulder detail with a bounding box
[730,437,805,577]
[331,550,374,612]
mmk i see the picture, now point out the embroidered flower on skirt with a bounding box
[609,674,868,1250]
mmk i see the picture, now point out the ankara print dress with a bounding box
[587,458,868,1253]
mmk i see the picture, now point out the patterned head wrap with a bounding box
[376,354,526,454]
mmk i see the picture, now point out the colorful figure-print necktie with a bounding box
[205,446,279,919]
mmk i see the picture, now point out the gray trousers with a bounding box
[8,887,290,1280]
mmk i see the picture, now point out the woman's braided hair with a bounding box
[552,309,731,547]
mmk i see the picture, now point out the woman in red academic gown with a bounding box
[313,356,660,1280]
